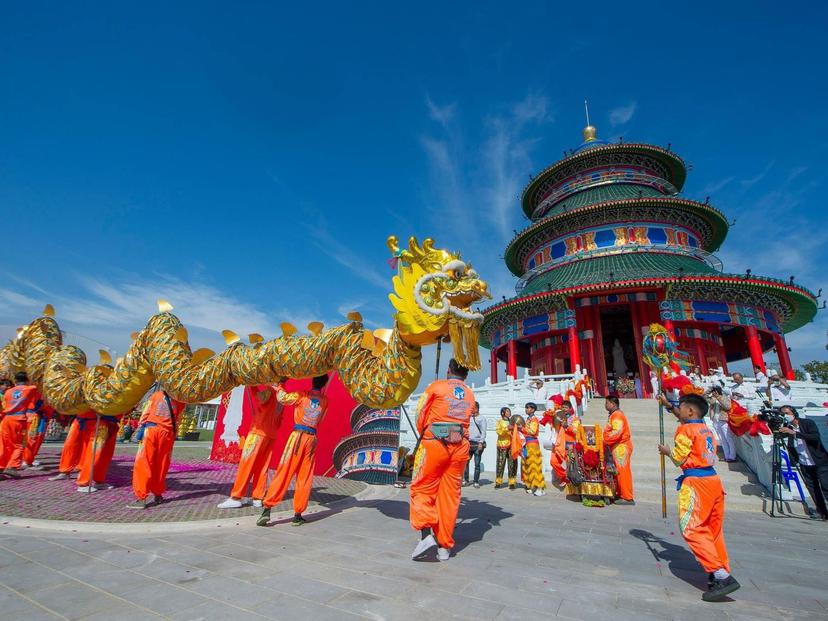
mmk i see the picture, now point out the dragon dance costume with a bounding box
[520,415,545,492]
[495,417,517,488]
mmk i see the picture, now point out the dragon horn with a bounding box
[157,299,174,313]
[280,322,297,338]
[307,322,324,336]
[98,349,112,366]
[42,304,55,317]
[347,311,363,323]
[248,333,264,344]
[221,330,240,346]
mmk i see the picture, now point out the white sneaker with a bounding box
[48,473,69,481]
[217,498,244,509]
[533,489,546,497]
[94,483,114,490]
[32,460,41,467]
[437,547,450,561]
[251,499,263,508]
[19,463,29,470]
[77,486,99,493]
[411,534,437,561]
[241,497,253,506]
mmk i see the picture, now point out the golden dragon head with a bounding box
[387,235,491,370]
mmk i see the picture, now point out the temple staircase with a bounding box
[575,398,809,515]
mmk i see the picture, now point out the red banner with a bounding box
[209,373,355,475]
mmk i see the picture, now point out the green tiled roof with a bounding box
[482,251,818,335]
[546,184,664,214]
[522,253,714,294]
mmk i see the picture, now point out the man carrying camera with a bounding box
[779,405,828,521]
[726,372,756,403]
[463,402,486,488]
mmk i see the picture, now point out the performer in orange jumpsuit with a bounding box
[603,396,634,505]
[549,401,579,484]
[76,414,120,492]
[658,393,740,602]
[22,401,53,469]
[127,389,185,509]
[409,359,475,562]
[49,411,97,480]
[218,385,282,509]
[257,375,329,527]
[0,372,42,475]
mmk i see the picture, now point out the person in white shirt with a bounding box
[726,372,756,401]
[766,370,793,405]
[463,402,487,488]
[528,379,548,408]
[689,366,703,386]
[708,387,737,462]
[649,370,660,399]
[754,365,768,390]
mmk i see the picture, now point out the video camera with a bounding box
[758,406,787,433]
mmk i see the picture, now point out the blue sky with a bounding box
[1,2,826,389]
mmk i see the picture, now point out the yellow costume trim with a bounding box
[671,433,692,466]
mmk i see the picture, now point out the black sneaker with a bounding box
[153,495,164,505]
[614,499,636,506]
[707,573,714,588]
[703,575,740,602]
[509,483,516,490]
[256,508,271,527]
[291,514,306,527]
[126,498,148,510]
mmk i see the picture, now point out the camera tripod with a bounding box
[768,431,811,517]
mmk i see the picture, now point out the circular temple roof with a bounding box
[522,143,687,219]
[481,252,818,345]
[504,197,730,276]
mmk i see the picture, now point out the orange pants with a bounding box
[550,443,567,482]
[611,442,634,501]
[678,475,730,573]
[0,415,27,469]
[230,433,275,500]
[77,421,118,487]
[263,430,316,513]
[23,415,46,465]
[58,419,85,474]
[132,425,174,500]
[409,438,468,549]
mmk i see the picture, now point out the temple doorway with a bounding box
[599,305,639,386]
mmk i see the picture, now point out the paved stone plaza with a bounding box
[1,475,826,621]
[0,448,366,523]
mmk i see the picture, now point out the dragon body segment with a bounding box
[0,236,490,414]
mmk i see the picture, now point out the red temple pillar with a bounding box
[592,304,607,395]
[567,326,581,372]
[490,348,498,383]
[744,326,766,374]
[694,337,709,374]
[629,301,649,397]
[507,340,518,379]
[774,332,795,380]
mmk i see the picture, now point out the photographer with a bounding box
[463,402,486,488]
[765,370,792,405]
[726,372,756,402]
[779,405,828,520]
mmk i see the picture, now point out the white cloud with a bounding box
[307,222,391,290]
[609,102,637,127]
[700,176,735,195]
[740,160,775,188]
[425,96,457,128]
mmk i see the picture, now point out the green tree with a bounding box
[799,360,828,383]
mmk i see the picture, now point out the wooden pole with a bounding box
[658,368,667,519]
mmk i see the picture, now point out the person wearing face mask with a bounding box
[779,405,828,521]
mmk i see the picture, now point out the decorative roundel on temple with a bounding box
[481,123,818,396]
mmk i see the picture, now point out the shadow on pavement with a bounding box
[628,528,708,593]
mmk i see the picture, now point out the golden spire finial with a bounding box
[583,99,597,142]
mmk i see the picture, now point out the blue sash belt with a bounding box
[143,422,157,428]
[294,424,316,435]
[101,416,119,424]
[676,466,717,490]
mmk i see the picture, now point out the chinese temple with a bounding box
[332,405,400,484]
[480,123,818,396]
